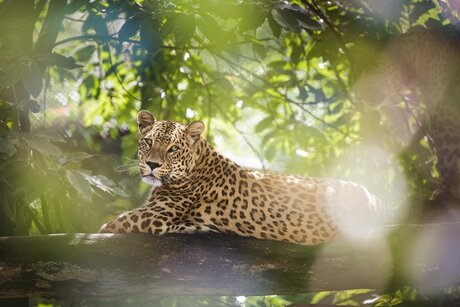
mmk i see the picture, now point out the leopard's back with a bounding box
[99,111,385,245]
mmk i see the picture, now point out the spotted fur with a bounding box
[98,111,383,245]
[354,27,460,200]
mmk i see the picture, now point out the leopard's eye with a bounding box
[168,145,180,153]
[144,138,152,146]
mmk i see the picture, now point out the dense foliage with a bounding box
[2,0,457,236]
[0,0,459,304]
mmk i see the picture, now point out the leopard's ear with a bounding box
[137,110,156,134]
[186,121,205,144]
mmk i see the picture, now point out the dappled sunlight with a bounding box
[358,0,406,21]
[323,142,409,243]
[1,0,460,304]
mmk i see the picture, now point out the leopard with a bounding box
[98,110,385,245]
[353,26,460,202]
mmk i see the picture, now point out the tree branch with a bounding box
[1,223,460,298]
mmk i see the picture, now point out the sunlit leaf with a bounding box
[410,1,436,23]
[25,138,62,156]
[255,116,274,133]
[80,173,129,197]
[66,170,92,201]
[58,152,94,165]
[119,15,142,41]
[173,14,196,47]
[197,13,229,48]
[37,53,82,69]
[74,45,96,62]
[240,6,267,32]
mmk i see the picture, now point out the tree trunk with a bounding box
[0,223,460,299]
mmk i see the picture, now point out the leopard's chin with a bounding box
[142,175,162,188]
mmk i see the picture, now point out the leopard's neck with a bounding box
[193,139,240,179]
[153,139,240,193]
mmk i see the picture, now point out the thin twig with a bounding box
[54,34,205,50]
[189,56,213,140]
[188,52,267,168]
[42,66,50,127]
[105,42,143,102]
[215,53,349,136]
[11,85,21,132]
[301,0,353,65]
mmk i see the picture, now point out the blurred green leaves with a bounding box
[0,1,456,306]
[26,137,63,156]
[0,0,450,238]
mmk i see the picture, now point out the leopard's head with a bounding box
[136,110,204,187]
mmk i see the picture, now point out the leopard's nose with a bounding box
[146,161,161,171]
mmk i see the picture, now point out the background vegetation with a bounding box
[1,0,459,305]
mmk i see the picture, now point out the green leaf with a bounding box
[272,4,322,32]
[291,44,302,63]
[297,125,326,146]
[119,15,141,41]
[265,141,278,161]
[252,42,266,58]
[197,13,229,48]
[272,9,300,32]
[267,12,282,38]
[424,17,443,29]
[27,99,41,113]
[239,6,267,32]
[255,116,274,133]
[140,20,161,53]
[58,152,94,165]
[311,291,332,304]
[37,53,82,69]
[74,45,96,62]
[25,138,63,156]
[261,129,279,146]
[174,14,196,47]
[82,13,109,36]
[80,173,129,197]
[201,1,244,19]
[22,63,43,98]
[409,1,435,23]
[283,4,322,30]
[268,60,287,72]
[66,170,92,201]
[298,86,309,102]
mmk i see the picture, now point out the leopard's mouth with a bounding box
[142,174,162,188]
